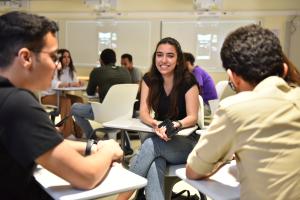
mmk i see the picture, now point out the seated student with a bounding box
[41,48,83,138]
[117,37,200,200]
[121,53,143,83]
[186,24,300,200]
[184,52,218,115]
[71,49,132,139]
[0,11,123,200]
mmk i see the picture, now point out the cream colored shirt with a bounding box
[187,76,300,200]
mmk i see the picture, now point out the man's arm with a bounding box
[36,139,123,189]
[186,162,225,180]
[185,106,236,180]
[86,69,98,95]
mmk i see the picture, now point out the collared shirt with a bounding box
[187,76,300,200]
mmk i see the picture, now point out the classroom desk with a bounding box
[34,165,147,200]
[77,76,89,81]
[103,117,198,135]
[52,86,86,115]
[103,117,198,165]
[175,161,240,200]
[103,117,198,151]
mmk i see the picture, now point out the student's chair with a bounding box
[37,92,59,123]
[215,80,235,101]
[89,84,139,140]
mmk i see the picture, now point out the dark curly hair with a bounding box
[0,11,58,68]
[221,24,284,86]
[146,37,194,118]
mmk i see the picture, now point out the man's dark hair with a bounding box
[0,11,59,68]
[221,24,284,86]
[183,52,195,65]
[121,53,133,62]
[100,48,116,65]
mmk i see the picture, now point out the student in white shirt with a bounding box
[41,49,84,138]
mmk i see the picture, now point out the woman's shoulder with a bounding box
[142,72,151,84]
[181,72,198,91]
[184,71,198,85]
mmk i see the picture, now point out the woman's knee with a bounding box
[71,103,83,115]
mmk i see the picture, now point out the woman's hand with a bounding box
[58,82,69,88]
[150,119,168,140]
[69,81,83,87]
[154,126,170,141]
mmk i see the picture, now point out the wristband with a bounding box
[176,120,183,128]
[85,139,97,156]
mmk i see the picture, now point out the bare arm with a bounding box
[139,80,159,128]
[63,139,89,155]
[174,85,199,129]
[36,139,123,190]
[186,162,225,180]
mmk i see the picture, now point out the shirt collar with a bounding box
[0,76,13,87]
[254,76,290,92]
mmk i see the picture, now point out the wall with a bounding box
[1,0,299,82]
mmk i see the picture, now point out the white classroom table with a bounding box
[103,117,198,136]
[34,165,147,200]
[176,161,240,200]
[53,86,86,115]
[103,117,198,164]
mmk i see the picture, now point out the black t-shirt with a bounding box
[143,73,198,121]
[86,65,132,102]
[0,76,63,199]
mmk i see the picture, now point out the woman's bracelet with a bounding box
[176,120,183,128]
[85,139,97,156]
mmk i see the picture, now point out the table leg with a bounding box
[120,129,126,164]
[48,91,61,123]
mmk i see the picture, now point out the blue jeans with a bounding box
[71,103,94,138]
[130,134,199,200]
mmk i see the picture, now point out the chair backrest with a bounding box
[215,80,235,100]
[91,84,139,123]
[198,95,205,129]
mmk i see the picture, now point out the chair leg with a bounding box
[107,130,118,140]
[164,176,180,200]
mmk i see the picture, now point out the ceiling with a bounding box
[1,0,300,14]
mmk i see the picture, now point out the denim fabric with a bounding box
[71,103,94,138]
[130,134,199,200]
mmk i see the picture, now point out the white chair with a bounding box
[90,83,139,140]
[215,80,235,101]
[208,80,235,118]
[36,92,60,123]
[197,95,205,129]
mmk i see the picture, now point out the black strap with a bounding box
[171,190,190,199]
[85,139,96,156]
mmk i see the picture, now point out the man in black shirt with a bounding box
[0,11,123,199]
[71,49,132,139]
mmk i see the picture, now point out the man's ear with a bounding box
[226,69,239,84]
[18,48,32,69]
[282,63,288,78]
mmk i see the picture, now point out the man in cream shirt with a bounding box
[186,24,300,200]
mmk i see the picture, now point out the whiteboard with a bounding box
[162,20,258,72]
[65,20,152,69]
